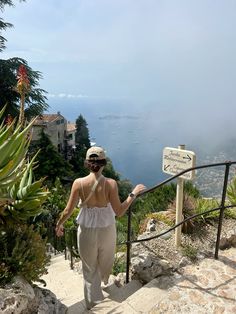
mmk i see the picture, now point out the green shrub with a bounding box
[225,207,236,219]
[0,224,50,286]
[195,198,220,222]
[181,244,198,262]
[112,254,126,275]
[63,207,80,256]
[227,176,236,207]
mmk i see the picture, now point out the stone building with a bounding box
[32,112,76,158]
[66,122,76,159]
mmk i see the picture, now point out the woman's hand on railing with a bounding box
[132,184,147,197]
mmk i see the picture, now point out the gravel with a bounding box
[131,218,236,269]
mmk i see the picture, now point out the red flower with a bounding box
[16,65,30,95]
[4,114,13,126]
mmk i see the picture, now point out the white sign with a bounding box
[162,147,196,180]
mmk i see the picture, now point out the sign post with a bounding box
[162,145,196,247]
[175,145,185,247]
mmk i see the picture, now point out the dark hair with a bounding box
[84,159,107,173]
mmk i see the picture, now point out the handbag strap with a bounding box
[80,175,103,207]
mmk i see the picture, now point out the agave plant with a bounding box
[0,106,29,196]
[0,106,49,224]
[165,194,197,234]
[6,156,50,222]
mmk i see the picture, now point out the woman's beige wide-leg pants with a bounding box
[77,224,116,309]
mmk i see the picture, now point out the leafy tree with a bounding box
[70,114,90,177]
[0,0,14,52]
[103,159,133,200]
[103,157,120,181]
[0,58,48,120]
[117,179,133,202]
[31,130,73,184]
[0,1,48,119]
[75,114,90,150]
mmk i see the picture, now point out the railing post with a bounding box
[64,231,67,260]
[215,162,231,259]
[53,224,57,255]
[70,229,74,269]
[126,207,132,284]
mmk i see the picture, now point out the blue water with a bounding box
[47,98,233,188]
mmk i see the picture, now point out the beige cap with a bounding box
[86,146,106,160]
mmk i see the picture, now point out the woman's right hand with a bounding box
[55,224,64,237]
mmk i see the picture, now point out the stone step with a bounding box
[90,276,173,313]
[103,279,143,302]
[39,255,144,313]
[89,279,143,313]
[90,247,236,313]
[116,276,174,313]
[38,254,88,312]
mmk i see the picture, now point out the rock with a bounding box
[146,218,157,232]
[130,253,171,283]
[0,276,67,314]
[196,253,205,260]
[73,260,83,274]
[115,252,126,259]
[219,235,236,249]
[158,259,171,271]
[34,286,67,314]
[0,276,35,314]
[114,272,126,287]
[219,237,231,250]
[159,230,172,240]
[229,234,236,247]
[178,257,191,268]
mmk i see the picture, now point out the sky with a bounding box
[2,0,236,107]
[2,0,236,185]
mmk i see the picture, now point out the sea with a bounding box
[47,98,236,195]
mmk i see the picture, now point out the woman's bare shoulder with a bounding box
[105,177,117,188]
[72,178,81,188]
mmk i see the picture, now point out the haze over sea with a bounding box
[48,97,236,190]
[3,1,236,192]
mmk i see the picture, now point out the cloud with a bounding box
[48,93,89,99]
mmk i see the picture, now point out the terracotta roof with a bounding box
[34,113,64,125]
[67,123,76,132]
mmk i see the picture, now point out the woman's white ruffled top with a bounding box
[76,203,115,228]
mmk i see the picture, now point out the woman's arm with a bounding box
[108,179,146,217]
[55,179,80,236]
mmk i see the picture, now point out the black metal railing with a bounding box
[45,161,236,281]
[125,160,236,283]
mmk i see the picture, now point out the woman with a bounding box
[55,146,146,309]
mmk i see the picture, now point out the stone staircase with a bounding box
[89,277,170,314]
[90,247,236,314]
[39,254,143,314]
[40,248,236,314]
